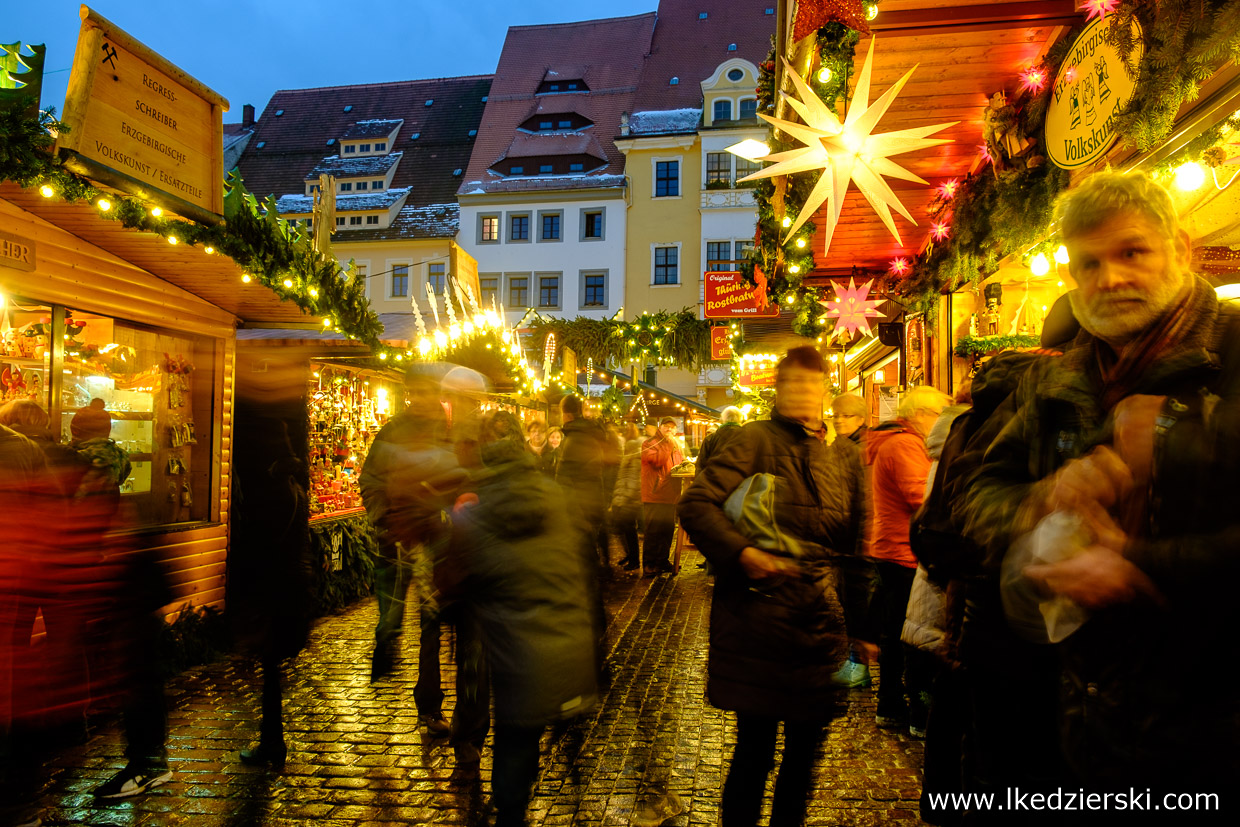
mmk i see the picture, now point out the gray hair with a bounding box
[720,406,743,424]
[897,385,951,420]
[1054,171,1181,246]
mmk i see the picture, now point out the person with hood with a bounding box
[439,411,598,827]
[864,385,950,734]
[678,346,864,827]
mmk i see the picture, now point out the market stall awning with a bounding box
[2,182,317,325]
[589,367,721,420]
[779,0,1077,274]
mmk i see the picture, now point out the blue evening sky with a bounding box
[8,0,659,120]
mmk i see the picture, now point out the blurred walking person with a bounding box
[229,375,315,766]
[640,418,683,575]
[610,423,644,572]
[439,411,598,827]
[679,346,864,827]
[359,364,465,739]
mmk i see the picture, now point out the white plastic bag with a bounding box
[1001,511,1092,644]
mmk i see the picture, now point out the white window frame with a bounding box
[651,156,683,200]
[650,241,683,286]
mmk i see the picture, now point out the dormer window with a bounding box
[539,164,553,174]
[340,182,352,192]
[558,120,572,129]
[570,163,583,172]
[714,100,732,121]
[256,141,266,149]
[374,142,386,151]
[327,139,335,146]
[540,120,553,130]
[410,132,420,140]
[519,112,593,133]
[344,144,356,154]
[425,99,434,106]
[356,181,368,191]
[670,77,679,85]
[359,143,371,152]
[468,129,477,137]
[728,43,737,51]
[372,180,383,189]
[453,168,463,176]
[536,78,589,94]
[740,98,757,120]
[510,166,524,175]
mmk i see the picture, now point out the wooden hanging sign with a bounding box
[56,6,227,221]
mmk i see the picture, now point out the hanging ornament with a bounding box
[1082,0,1119,23]
[792,0,870,42]
[737,40,956,256]
[818,277,885,337]
[411,291,427,340]
[1019,66,1047,93]
[938,179,959,200]
[931,221,951,241]
[889,257,910,276]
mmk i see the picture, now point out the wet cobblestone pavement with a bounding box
[29,549,927,826]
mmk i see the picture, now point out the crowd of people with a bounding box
[2,170,1237,826]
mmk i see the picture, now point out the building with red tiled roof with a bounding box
[458,13,658,323]
[615,0,775,409]
[235,74,492,318]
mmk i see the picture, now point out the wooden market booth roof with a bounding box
[1,181,322,327]
[781,0,1080,275]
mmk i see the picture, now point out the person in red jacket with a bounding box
[864,386,950,735]
[640,417,684,574]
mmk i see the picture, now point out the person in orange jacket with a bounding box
[640,417,684,574]
[864,386,950,736]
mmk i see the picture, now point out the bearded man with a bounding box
[963,171,1240,816]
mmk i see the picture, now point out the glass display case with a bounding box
[0,299,52,409]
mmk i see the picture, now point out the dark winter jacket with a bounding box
[611,438,643,512]
[360,410,466,560]
[678,409,864,717]
[556,416,607,521]
[446,450,598,728]
[695,421,742,473]
[963,278,1240,787]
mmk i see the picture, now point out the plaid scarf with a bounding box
[1095,279,1197,413]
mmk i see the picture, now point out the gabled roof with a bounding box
[276,188,410,215]
[460,13,656,196]
[238,75,492,207]
[341,119,404,140]
[306,152,403,180]
[630,0,775,114]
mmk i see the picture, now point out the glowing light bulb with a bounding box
[1175,161,1205,191]
[781,216,792,228]
[418,337,433,354]
[1030,252,1051,276]
[241,274,252,283]
[309,288,318,297]
[282,279,293,288]
[865,2,879,20]
[167,235,178,245]
[795,238,806,248]
[378,352,388,360]
[150,206,163,217]
[1054,245,1070,265]
[789,264,800,274]
[204,246,214,254]
[434,330,449,348]
[97,198,111,211]
[817,66,833,84]
[39,184,54,198]
[786,294,796,304]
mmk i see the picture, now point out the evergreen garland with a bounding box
[954,333,1042,358]
[526,309,713,372]
[1106,0,1240,152]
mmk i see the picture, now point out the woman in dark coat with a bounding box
[441,411,597,827]
[678,346,864,827]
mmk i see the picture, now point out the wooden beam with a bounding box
[869,1,1081,37]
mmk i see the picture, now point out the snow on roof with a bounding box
[341,119,405,139]
[276,187,411,214]
[340,203,459,241]
[460,174,627,195]
[305,152,403,179]
[629,108,702,135]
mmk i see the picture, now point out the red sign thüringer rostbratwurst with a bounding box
[703,271,780,319]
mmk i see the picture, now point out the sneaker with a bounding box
[831,660,871,688]
[420,713,451,738]
[94,764,173,798]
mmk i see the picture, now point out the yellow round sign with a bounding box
[1045,15,1143,170]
